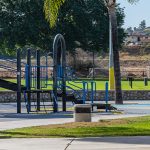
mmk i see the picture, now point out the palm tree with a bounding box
[44,0,65,28]
[102,0,139,104]
[105,0,123,104]
[44,0,139,104]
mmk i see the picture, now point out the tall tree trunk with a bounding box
[108,5,123,104]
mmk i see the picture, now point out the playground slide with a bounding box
[66,94,83,104]
[0,79,26,91]
[57,85,84,104]
[57,92,83,104]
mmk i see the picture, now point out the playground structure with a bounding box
[0,34,99,114]
[0,34,149,114]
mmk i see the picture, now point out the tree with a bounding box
[139,20,146,30]
[0,0,125,55]
[126,27,133,33]
[104,0,139,104]
[44,0,138,104]
[55,0,109,52]
[0,0,53,53]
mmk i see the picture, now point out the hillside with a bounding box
[99,48,150,78]
[0,48,149,79]
[69,48,150,78]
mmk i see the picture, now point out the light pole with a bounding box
[109,15,115,90]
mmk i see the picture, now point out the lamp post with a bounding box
[109,15,115,90]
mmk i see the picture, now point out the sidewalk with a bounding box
[0,137,150,150]
[0,112,74,131]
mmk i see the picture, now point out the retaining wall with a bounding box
[0,90,150,103]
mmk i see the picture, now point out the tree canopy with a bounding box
[139,20,146,30]
[0,0,52,53]
[0,0,125,55]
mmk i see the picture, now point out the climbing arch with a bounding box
[53,34,67,112]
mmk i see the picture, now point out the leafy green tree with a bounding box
[55,0,109,52]
[0,0,53,52]
[139,20,146,30]
[0,0,125,55]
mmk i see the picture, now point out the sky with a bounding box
[117,0,150,29]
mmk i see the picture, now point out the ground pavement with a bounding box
[0,101,150,149]
[1,101,150,130]
[0,137,150,150]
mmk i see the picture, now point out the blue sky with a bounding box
[117,0,150,29]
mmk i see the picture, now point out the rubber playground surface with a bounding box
[1,100,150,114]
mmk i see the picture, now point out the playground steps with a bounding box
[57,92,83,104]
[66,94,83,104]
[0,78,26,91]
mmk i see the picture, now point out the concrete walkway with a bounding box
[0,137,150,150]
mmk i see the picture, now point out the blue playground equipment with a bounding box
[24,34,99,113]
[23,49,55,113]
[23,34,99,113]
[0,34,111,114]
[105,82,109,112]
[0,50,27,113]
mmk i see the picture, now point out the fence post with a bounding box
[17,49,21,113]
[128,77,133,89]
[82,82,86,104]
[91,82,94,104]
[27,48,31,111]
[144,77,148,86]
[36,50,41,111]
[105,82,109,112]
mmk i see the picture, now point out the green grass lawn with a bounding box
[66,80,150,90]
[0,79,150,91]
[1,116,150,138]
